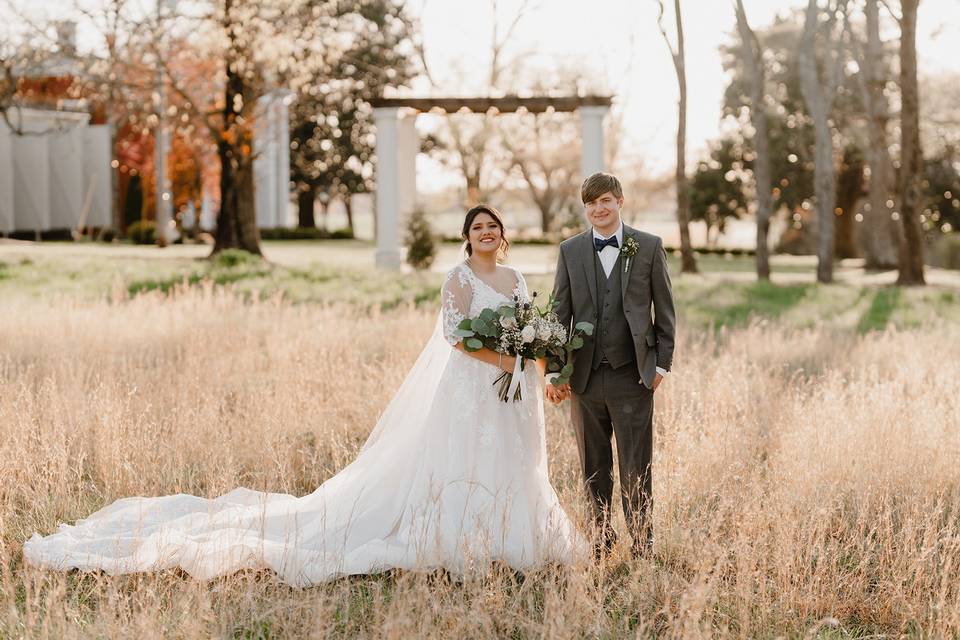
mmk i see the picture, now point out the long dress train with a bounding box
[23,262,586,586]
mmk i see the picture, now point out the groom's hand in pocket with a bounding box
[652,373,664,391]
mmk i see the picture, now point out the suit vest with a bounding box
[591,250,636,370]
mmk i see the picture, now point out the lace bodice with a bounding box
[441,262,527,345]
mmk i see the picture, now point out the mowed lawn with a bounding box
[2,240,960,638]
[2,239,958,332]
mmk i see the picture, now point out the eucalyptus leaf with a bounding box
[464,337,484,351]
[575,321,594,336]
[453,328,475,338]
[457,318,473,331]
[570,336,584,349]
[560,363,574,377]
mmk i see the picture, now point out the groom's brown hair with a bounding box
[581,172,623,205]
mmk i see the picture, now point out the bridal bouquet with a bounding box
[453,292,594,402]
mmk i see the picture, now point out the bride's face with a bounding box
[468,213,503,256]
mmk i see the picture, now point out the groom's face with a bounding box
[585,191,624,233]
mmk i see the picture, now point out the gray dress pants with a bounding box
[570,361,654,549]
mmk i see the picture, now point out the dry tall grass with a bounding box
[2,286,959,638]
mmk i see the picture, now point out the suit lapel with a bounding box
[579,231,598,308]
[620,225,636,300]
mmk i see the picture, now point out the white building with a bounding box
[0,107,112,235]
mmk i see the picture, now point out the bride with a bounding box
[24,204,586,586]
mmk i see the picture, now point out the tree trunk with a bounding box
[856,0,900,270]
[297,188,316,228]
[213,140,261,254]
[344,195,354,232]
[465,173,481,208]
[319,201,329,231]
[672,0,697,273]
[897,0,926,285]
[798,0,837,283]
[735,0,772,280]
[212,51,262,256]
[835,148,864,259]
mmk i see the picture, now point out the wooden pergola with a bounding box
[369,95,612,269]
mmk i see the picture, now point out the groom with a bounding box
[547,172,676,558]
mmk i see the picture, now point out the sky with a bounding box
[6,0,959,187]
[411,0,960,179]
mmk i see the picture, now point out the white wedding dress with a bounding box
[23,262,585,586]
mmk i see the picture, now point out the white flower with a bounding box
[537,326,552,341]
[499,316,517,329]
[521,325,537,343]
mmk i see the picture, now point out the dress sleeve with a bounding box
[514,267,529,300]
[441,266,472,346]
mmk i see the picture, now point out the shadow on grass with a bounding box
[856,287,903,334]
[709,281,812,328]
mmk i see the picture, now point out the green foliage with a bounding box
[288,1,417,202]
[127,220,156,245]
[97,227,119,243]
[689,138,747,245]
[923,152,960,235]
[258,227,354,241]
[930,234,960,270]
[404,209,436,270]
[213,249,263,269]
[329,227,355,240]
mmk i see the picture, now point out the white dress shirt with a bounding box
[593,224,668,380]
[592,224,623,279]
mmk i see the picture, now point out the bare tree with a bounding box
[416,0,534,205]
[798,0,848,283]
[848,0,901,269]
[733,0,772,280]
[502,110,580,233]
[897,0,925,284]
[657,0,697,273]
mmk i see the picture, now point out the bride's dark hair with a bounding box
[461,204,510,258]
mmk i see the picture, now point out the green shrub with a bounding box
[258,227,355,241]
[930,234,960,270]
[259,227,329,240]
[405,209,436,270]
[329,227,354,240]
[127,221,156,245]
[212,248,262,268]
[97,228,119,243]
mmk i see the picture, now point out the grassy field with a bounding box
[2,242,960,638]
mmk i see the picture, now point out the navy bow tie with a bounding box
[594,236,619,252]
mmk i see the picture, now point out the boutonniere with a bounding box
[621,236,639,274]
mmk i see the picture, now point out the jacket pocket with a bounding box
[645,332,657,347]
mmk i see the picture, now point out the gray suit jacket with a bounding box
[551,224,676,393]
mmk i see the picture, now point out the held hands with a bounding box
[545,382,571,404]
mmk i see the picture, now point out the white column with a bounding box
[397,111,418,224]
[0,122,13,233]
[579,105,608,181]
[275,93,292,228]
[254,93,278,229]
[374,107,400,269]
